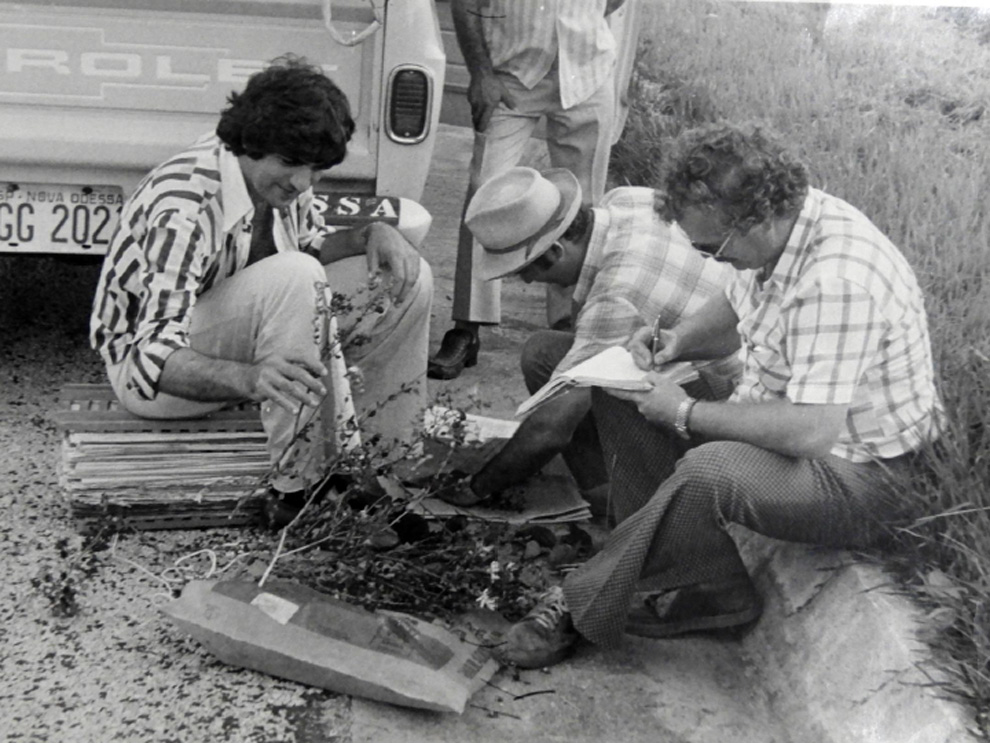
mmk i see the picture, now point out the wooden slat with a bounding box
[56,384,262,434]
[57,383,269,531]
[67,431,267,445]
[55,409,264,433]
[60,383,122,402]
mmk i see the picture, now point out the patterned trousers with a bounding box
[562,388,913,648]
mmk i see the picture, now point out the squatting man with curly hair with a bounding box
[91,56,432,528]
[497,123,944,669]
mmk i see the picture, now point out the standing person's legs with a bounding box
[432,74,556,380]
[563,390,911,648]
[451,77,544,328]
[543,75,616,328]
[108,252,336,493]
[322,255,433,450]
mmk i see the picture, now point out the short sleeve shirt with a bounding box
[553,187,737,381]
[90,134,327,401]
[726,188,942,461]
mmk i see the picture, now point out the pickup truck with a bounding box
[0,0,445,256]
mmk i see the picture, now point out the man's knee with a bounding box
[676,441,784,525]
[521,330,573,392]
[677,441,759,488]
[262,251,326,292]
[405,258,433,314]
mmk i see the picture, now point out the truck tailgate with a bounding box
[0,0,381,190]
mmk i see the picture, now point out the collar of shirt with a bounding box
[758,188,824,291]
[219,144,254,233]
[574,205,611,307]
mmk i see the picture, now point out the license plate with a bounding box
[0,182,124,255]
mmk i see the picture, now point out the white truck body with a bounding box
[0,0,445,255]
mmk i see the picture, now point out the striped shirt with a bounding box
[554,187,737,381]
[483,0,616,109]
[726,188,942,462]
[90,134,326,401]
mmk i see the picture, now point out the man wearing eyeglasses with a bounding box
[431,165,737,529]
[496,123,943,669]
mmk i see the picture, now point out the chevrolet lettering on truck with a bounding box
[0,0,445,256]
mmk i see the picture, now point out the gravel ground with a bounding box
[1,257,351,743]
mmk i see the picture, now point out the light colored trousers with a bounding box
[108,252,432,492]
[452,67,615,328]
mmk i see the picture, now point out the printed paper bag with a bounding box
[162,579,498,713]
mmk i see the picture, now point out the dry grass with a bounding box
[609,0,990,722]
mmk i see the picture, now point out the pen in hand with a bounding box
[650,315,662,371]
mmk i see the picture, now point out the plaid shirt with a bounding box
[554,187,737,381]
[90,134,326,401]
[483,0,616,109]
[727,188,942,462]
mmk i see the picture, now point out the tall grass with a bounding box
[610,0,990,717]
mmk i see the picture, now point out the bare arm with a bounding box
[628,292,741,369]
[471,387,591,497]
[451,0,517,131]
[316,221,421,303]
[451,0,495,76]
[690,398,847,458]
[158,348,327,415]
[610,375,847,459]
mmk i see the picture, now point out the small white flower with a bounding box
[488,561,500,580]
[476,588,498,611]
[346,365,366,393]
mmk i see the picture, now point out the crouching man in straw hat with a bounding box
[434,163,737,548]
[488,123,943,669]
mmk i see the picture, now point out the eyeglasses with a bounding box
[691,230,733,259]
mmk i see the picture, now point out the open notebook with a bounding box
[516,346,699,417]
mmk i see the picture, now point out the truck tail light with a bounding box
[386,66,432,144]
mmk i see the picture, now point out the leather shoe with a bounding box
[259,478,339,530]
[428,328,479,380]
[260,488,309,530]
[496,586,578,669]
[625,575,763,639]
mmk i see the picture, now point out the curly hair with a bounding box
[658,123,809,232]
[217,55,355,169]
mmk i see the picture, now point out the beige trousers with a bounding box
[108,252,432,492]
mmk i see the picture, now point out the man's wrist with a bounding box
[673,397,697,440]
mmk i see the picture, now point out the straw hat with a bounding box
[465,167,582,281]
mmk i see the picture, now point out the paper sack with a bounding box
[162,580,498,713]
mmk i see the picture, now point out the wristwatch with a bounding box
[673,397,697,440]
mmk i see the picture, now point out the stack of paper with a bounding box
[516,345,699,417]
[56,384,267,531]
